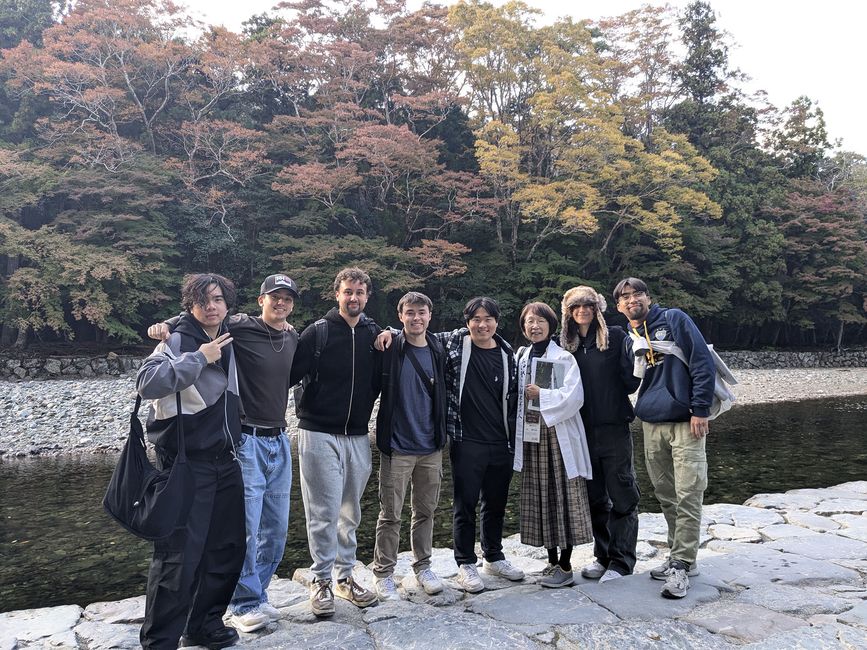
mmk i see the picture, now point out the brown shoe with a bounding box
[310,578,335,617]
[334,576,377,608]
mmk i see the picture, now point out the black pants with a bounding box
[140,453,246,650]
[451,440,514,566]
[586,424,640,575]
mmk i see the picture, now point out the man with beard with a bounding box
[289,267,381,617]
[614,277,715,599]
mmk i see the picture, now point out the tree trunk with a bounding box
[835,320,844,351]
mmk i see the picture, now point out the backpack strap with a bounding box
[310,318,328,383]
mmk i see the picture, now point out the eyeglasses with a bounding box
[571,304,595,312]
[618,290,646,304]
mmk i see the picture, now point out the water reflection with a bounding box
[1,396,865,612]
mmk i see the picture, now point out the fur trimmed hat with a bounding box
[560,286,608,352]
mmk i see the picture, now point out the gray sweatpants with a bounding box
[298,429,372,581]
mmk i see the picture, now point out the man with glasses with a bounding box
[148,274,300,633]
[613,278,715,599]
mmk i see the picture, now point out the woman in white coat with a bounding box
[514,302,593,588]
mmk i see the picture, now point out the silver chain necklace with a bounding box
[265,321,286,353]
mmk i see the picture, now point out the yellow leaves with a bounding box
[475,120,526,188]
[513,180,600,235]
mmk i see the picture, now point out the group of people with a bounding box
[135,268,716,649]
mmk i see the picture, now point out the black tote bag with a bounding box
[103,393,195,541]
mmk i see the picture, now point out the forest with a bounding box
[0,0,864,349]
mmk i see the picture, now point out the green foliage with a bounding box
[0,0,863,349]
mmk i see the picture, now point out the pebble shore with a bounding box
[2,481,867,648]
[1,368,866,458]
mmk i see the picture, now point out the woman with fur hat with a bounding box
[514,301,593,589]
[560,286,641,584]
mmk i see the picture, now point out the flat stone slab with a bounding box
[637,512,669,545]
[758,523,821,540]
[837,599,867,629]
[635,540,659,560]
[266,577,309,609]
[704,541,861,587]
[555,620,735,649]
[834,480,867,494]
[681,602,807,643]
[829,513,867,542]
[83,596,145,624]
[741,622,867,649]
[73,621,141,649]
[367,610,540,649]
[813,498,867,515]
[735,584,853,615]
[575,572,720,621]
[784,510,841,532]
[765,532,867,561]
[0,605,83,643]
[708,524,762,542]
[466,585,618,626]
[702,504,784,529]
[744,493,820,511]
[257,621,375,649]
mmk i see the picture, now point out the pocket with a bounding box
[150,552,185,592]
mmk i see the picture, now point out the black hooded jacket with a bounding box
[289,308,381,435]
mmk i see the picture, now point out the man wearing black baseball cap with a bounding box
[148,273,300,634]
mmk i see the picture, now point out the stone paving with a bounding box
[2,482,866,648]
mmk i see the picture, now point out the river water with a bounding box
[1,396,866,613]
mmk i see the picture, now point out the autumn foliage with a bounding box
[0,0,864,348]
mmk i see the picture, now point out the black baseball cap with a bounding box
[260,274,299,298]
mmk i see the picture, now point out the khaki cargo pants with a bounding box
[643,421,707,565]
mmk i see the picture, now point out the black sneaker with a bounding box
[180,625,240,649]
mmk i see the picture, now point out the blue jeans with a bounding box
[229,431,292,615]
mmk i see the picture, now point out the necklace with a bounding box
[265,321,286,353]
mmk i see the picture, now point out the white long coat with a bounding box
[514,339,593,480]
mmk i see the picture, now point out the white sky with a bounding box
[181,0,867,156]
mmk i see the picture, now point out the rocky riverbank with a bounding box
[2,481,866,648]
[1,367,866,458]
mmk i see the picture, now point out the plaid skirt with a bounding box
[520,421,592,548]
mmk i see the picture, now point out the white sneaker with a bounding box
[416,568,444,595]
[580,560,606,580]
[598,569,623,583]
[457,564,485,593]
[375,575,400,601]
[228,607,269,632]
[483,559,524,581]
[259,602,281,621]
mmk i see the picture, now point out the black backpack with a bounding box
[292,316,380,417]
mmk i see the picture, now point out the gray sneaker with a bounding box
[660,566,689,599]
[650,558,699,580]
[540,565,574,588]
[310,579,335,618]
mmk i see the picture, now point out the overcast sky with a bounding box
[181,0,867,156]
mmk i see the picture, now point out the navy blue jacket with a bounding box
[625,305,715,423]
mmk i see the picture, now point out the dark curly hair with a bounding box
[180,273,236,312]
